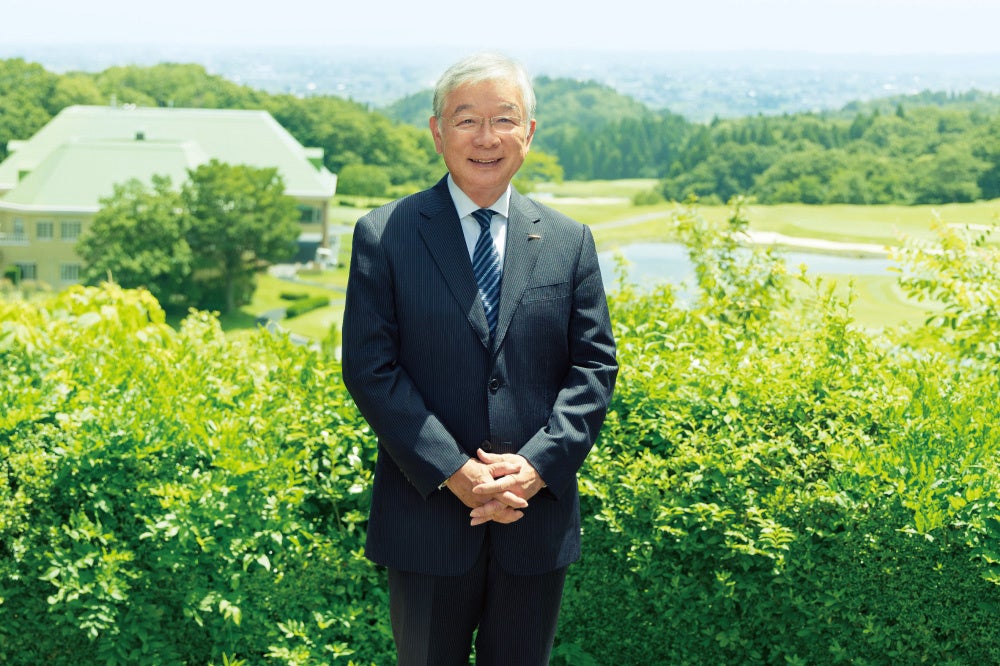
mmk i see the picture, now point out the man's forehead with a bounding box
[445,81,523,112]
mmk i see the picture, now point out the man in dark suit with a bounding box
[341,52,618,665]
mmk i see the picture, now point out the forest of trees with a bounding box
[658,96,1000,205]
[2,58,1000,204]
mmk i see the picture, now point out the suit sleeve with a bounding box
[517,224,618,497]
[340,216,469,499]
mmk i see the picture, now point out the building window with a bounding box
[298,205,322,223]
[37,220,54,240]
[15,263,37,280]
[61,220,82,241]
[60,263,81,282]
[12,218,27,242]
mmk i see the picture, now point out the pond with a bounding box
[598,242,897,289]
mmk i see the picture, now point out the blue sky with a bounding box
[3,0,999,54]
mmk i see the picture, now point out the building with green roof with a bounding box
[0,104,337,286]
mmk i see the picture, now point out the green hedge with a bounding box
[554,203,1000,665]
[0,285,390,665]
[284,296,330,319]
[3,202,1000,665]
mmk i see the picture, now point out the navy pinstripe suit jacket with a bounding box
[341,176,618,577]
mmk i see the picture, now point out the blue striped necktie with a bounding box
[471,208,502,338]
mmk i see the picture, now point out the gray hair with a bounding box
[432,52,536,121]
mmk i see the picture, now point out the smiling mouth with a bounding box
[471,158,501,165]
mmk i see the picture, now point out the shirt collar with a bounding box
[446,175,511,220]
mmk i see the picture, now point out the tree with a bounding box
[336,163,392,197]
[79,162,301,315]
[77,175,193,308]
[0,59,59,160]
[265,94,438,189]
[50,73,106,109]
[512,149,564,193]
[910,144,987,204]
[973,119,1000,200]
[90,63,261,109]
[182,160,300,314]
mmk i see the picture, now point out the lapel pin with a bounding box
[527,234,542,240]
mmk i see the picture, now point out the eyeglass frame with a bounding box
[443,114,525,134]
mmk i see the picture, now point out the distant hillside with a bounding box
[3,57,999,205]
[835,89,1000,118]
[382,90,434,129]
[381,76,653,132]
[385,75,1000,203]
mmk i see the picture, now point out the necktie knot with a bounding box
[472,208,495,231]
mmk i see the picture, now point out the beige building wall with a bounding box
[0,210,86,287]
[1,200,331,288]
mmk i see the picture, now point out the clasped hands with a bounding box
[446,448,545,526]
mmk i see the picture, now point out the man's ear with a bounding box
[429,115,445,154]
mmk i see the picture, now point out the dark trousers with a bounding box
[387,535,568,666]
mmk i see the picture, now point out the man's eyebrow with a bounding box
[449,102,522,115]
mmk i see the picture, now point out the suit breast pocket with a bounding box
[509,281,572,351]
[521,281,571,303]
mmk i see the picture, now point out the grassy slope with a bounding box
[540,180,998,330]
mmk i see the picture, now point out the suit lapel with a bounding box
[494,192,542,350]
[416,178,492,348]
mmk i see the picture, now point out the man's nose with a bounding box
[473,120,501,144]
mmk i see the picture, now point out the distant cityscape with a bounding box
[5,44,1000,120]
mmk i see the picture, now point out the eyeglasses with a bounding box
[446,115,524,134]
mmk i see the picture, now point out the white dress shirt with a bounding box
[446,175,509,267]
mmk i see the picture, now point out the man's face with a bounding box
[430,78,536,208]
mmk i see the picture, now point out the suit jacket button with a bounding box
[488,378,500,392]
[481,440,493,452]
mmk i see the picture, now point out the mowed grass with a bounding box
[534,179,659,199]
[738,201,1000,246]
[223,223,353,341]
[535,179,1000,243]
[786,273,937,331]
[235,187,999,339]
[539,183,997,330]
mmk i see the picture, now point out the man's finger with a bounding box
[477,448,500,463]
[470,497,526,516]
[470,501,525,526]
[486,461,520,478]
[499,490,528,508]
[489,509,524,524]
[471,476,526,501]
